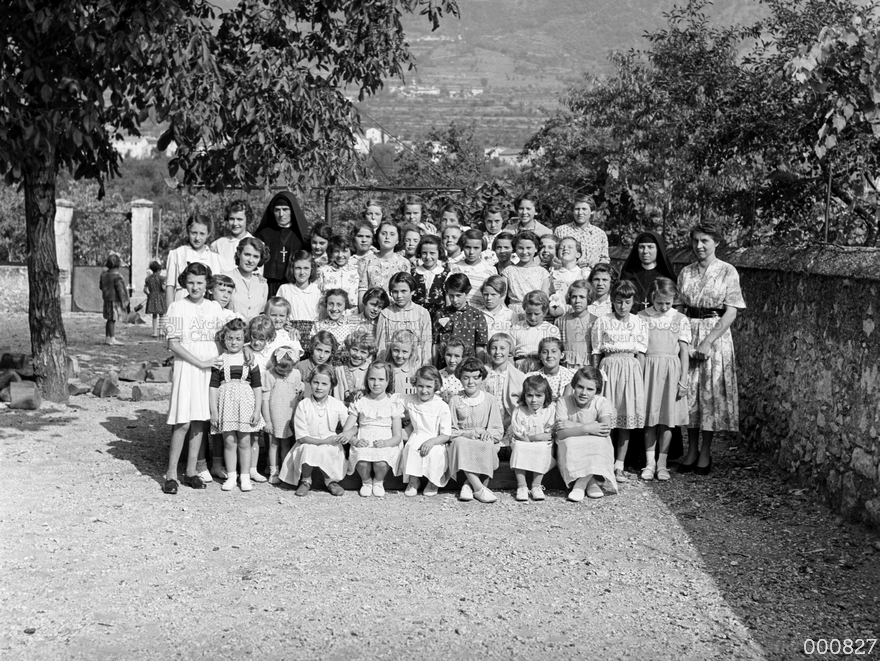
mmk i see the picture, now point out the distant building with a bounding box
[485,146,529,167]
[470,88,484,97]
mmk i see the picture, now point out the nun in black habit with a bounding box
[619,230,677,313]
[255,192,310,297]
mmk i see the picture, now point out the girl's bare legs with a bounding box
[531,472,545,488]
[656,424,672,476]
[211,434,226,478]
[151,314,159,337]
[614,429,630,480]
[356,461,373,496]
[238,433,253,491]
[166,422,191,481]
[643,426,657,479]
[249,435,266,482]
[464,471,484,492]
[373,461,389,495]
[280,437,293,463]
[683,427,700,464]
[514,468,528,490]
[187,421,207,476]
[267,434,280,482]
[223,432,239,478]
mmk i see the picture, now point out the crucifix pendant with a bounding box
[280,246,288,262]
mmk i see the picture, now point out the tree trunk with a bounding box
[24,151,69,403]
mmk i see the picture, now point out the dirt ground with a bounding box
[1,313,878,660]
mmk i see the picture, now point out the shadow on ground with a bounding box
[102,409,168,485]
[652,439,879,660]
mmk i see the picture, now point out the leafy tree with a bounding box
[0,0,458,401]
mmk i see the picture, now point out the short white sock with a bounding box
[645,451,657,470]
[657,453,668,471]
[614,460,624,471]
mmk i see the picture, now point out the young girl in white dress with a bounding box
[343,361,405,498]
[401,366,452,497]
[510,375,556,502]
[279,364,349,497]
[385,329,419,398]
[277,250,321,347]
[209,318,263,492]
[555,366,618,501]
[163,263,225,494]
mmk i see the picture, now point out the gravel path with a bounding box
[1,314,877,660]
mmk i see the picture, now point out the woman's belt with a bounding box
[686,306,725,318]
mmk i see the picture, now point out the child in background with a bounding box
[400,194,437,235]
[143,260,167,338]
[277,250,321,347]
[353,287,389,334]
[401,365,453,497]
[550,237,591,315]
[480,204,507,263]
[438,203,468,231]
[501,230,550,312]
[280,364,350,497]
[556,279,595,368]
[483,333,526,441]
[539,234,559,271]
[362,198,384,230]
[480,275,515,346]
[592,279,648,483]
[357,221,411,304]
[587,263,614,317]
[433,273,488,363]
[493,232,516,274]
[525,336,574,403]
[209,274,239,321]
[509,290,561,368]
[510,374,556,502]
[262,296,303,362]
[450,229,496,309]
[639,277,691,481]
[308,221,333,266]
[385,329,420,398]
[442,225,464,265]
[163,262,224,494]
[376,272,433,366]
[100,253,129,346]
[313,289,356,363]
[245,314,276,375]
[411,235,448,317]
[296,330,338,399]
[261,346,304,484]
[334,328,377,405]
[555,366,617,501]
[165,214,222,306]
[319,235,359,307]
[438,337,466,402]
[350,220,376,269]
[209,318,263,492]
[211,200,255,273]
[448,358,505,503]
[401,223,422,267]
[344,360,405,498]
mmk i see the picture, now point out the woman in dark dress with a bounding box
[619,230,677,313]
[255,192,310,297]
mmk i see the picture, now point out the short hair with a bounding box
[363,198,385,217]
[211,273,236,291]
[455,356,488,380]
[690,221,724,244]
[588,262,616,281]
[459,228,487,250]
[364,360,395,394]
[389,329,417,349]
[400,223,422,239]
[374,220,403,251]
[441,225,463,245]
[186,213,213,236]
[649,276,678,300]
[610,279,637,300]
[235,236,270,267]
[572,194,595,211]
[149,260,162,273]
[362,287,390,309]
[322,288,351,310]
[349,221,375,251]
[566,279,594,305]
[263,296,291,317]
[217,317,248,347]
[225,199,254,225]
[414,365,443,392]
[105,253,121,269]
[492,231,515,249]
[247,314,276,343]
[518,374,553,408]
[285,249,318,283]
[538,336,564,354]
[572,365,604,391]
[444,337,467,354]
[445,272,471,294]
[482,203,506,220]
[327,235,351,257]
[310,329,339,353]
[416,234,446,261]
[481,274,508,297]
[177,262,213,289]
[399,195,424,213]
[388,271,417,292]
[309,222,333,245]
[556,236,581,257]
[512,230,540,250]
[523,290,551,312]
[540,234,557,246]
[515,190,540,209]
[439,203,463,225]
[267,344,298,378]
[344,328,378,356]
[308,363,338,389]
[487,332,514,352]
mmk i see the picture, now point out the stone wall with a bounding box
[0,265,28,314]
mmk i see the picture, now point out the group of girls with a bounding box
[159,192,703,504]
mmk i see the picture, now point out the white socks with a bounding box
[645,451,657,471]
[657,453,668,472]
[614,460,625,471]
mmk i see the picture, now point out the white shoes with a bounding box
[359,479,373,498]
[423,483,439,497]
[641,466,655,481]
[515,486,529,502]
[249,470,267,483]
[531,485,546,501]
[458,484,474,501]
[198,470,213,484]
[473,487,497,503]
[586,477,604,499]
[240,475,253,492]
[404,482,419,497]
[268,470,280,485]
[567,487,585,502]
[221,473,237,492]
[372,482,386,497]
[656,468,671,481]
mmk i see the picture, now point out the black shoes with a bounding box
[162,479,179,494]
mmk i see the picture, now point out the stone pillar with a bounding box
[130,199,153,309]
[54,199,74,312]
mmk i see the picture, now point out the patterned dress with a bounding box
[501,264,550,311]
[210,353,263,434]
[433,304,488,357]
[525,366,575,402]
[509,405,557,474]
[678,260,746,431]
[592,313,649,429]
[412,262,449,317]
[346,394,405,474]
[144,273,167,315]
[556,311,595,368]
[358,252,412,292]
[553,223,610,269]
[450,259,497,309]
